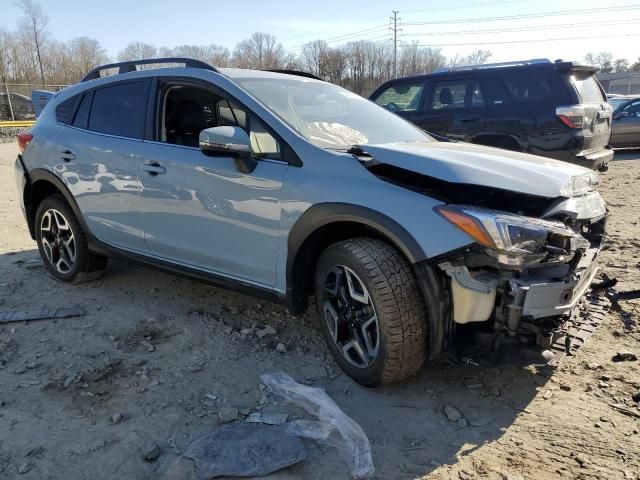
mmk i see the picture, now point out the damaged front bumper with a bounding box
[436,211,606,348]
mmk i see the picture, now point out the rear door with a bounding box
[567,70,611,153]
[370,79,427,126]
[611,100,640,147]
[418,76,486,141]
[51,80,150,251]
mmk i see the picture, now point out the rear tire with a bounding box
[35,195,107,284]
[314,238,428,386]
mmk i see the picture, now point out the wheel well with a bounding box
[25,180,62,238]
[472,134,522,152]
[287,221,410,314]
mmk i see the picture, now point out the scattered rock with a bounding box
[17,463,31,474]
[599,381,609,389]
[256,325,277,338]
[275,343,286,353]
[444,406,462,421]
[543,390,554,400]
[143,444,161,462]
[111,413,123,424]
[187,364,203,372]
[218,406,239,423]
[631,391,640,403]
[575,455,586,466]
[140,340,154,352]
[13,366,27,374]
[457,418,468,428]
[464,377,483,389]
[559,384,572,392]
[240,328,254,336]
[613,351,637,362]
[586,362,601,370]
[469,417,491,427]
[246,412,288,425]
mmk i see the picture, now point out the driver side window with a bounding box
[623,101,640,118]
[374,82,425,112]
[159,83,282,160]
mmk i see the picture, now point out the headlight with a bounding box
[560,171,599,197]
[435,205,588,266]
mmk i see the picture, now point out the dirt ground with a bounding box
[0,140,639,480]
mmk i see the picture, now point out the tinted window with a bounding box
[72,92,92,129]
[373,82,424,112]
[503,71,552,103]
[89,81,148,138]
[570,72,605,103]
[622,101,640,117]
[428,79,483,110]
[55,95,81,124]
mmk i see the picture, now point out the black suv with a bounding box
[370,59,613,171]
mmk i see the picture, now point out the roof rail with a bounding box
[433,58,551,74]
[265,69,322,80]
[81,57,220,82]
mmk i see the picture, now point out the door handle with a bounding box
[460,116,479,122]
[142,161,166,176]
[59,150,76,162]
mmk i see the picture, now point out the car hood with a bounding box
[359,141,591,198]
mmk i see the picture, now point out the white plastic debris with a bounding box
[261,371,374,478]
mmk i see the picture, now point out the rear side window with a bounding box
[428,79,484,110]
[570,72,605,103]
[88,81,148,139]
[55,95,81,124]
[503,71,552,103]
[373,82,425,111]
[72,92,92,129]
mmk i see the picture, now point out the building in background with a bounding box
[597,72,640,95]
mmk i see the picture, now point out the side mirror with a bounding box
[199,126,251,158]
[199,126,258,174]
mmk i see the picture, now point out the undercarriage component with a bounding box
[528,293,610,364]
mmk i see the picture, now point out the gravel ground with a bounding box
[0,139,639,480]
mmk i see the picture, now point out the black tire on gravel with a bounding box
[35,195,107,284]
[314,238,429,387]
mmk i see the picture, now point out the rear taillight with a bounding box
[17,131,33,154]
[556,105,585,129]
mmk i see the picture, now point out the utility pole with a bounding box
[390,11,400,79]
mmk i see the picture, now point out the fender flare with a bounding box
[285,203,428,312]
[27,168,96,246]
[287,203,428,281]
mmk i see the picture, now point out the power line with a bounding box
[402,18,640,37]
[284,24,389,51]
[403,32,640,48]
[403,4,640,25]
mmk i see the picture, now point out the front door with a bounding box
[418,77,486,141]
[138,80,287,287]
[611,100,640,148]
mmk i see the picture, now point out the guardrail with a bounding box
[0,120,36,128]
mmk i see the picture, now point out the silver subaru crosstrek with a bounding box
[15,58,607,386]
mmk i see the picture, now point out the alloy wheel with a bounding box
[40,208,76,274]
[322,265,380,368]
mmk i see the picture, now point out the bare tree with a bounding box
[613,58,629,73]
[117,42,158,61]
[232,32,285,69]
[14,0,48,86]
[465,49,492,65]
[584,52,614,72]
[171,44,230,67]
[301,40,329,77]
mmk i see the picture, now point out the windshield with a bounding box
[236,77,433,149]
[608,97,630,111]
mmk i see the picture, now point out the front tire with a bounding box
[35,195,107,283]
[315,238,428,386]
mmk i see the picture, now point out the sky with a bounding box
[1,0,639,64]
